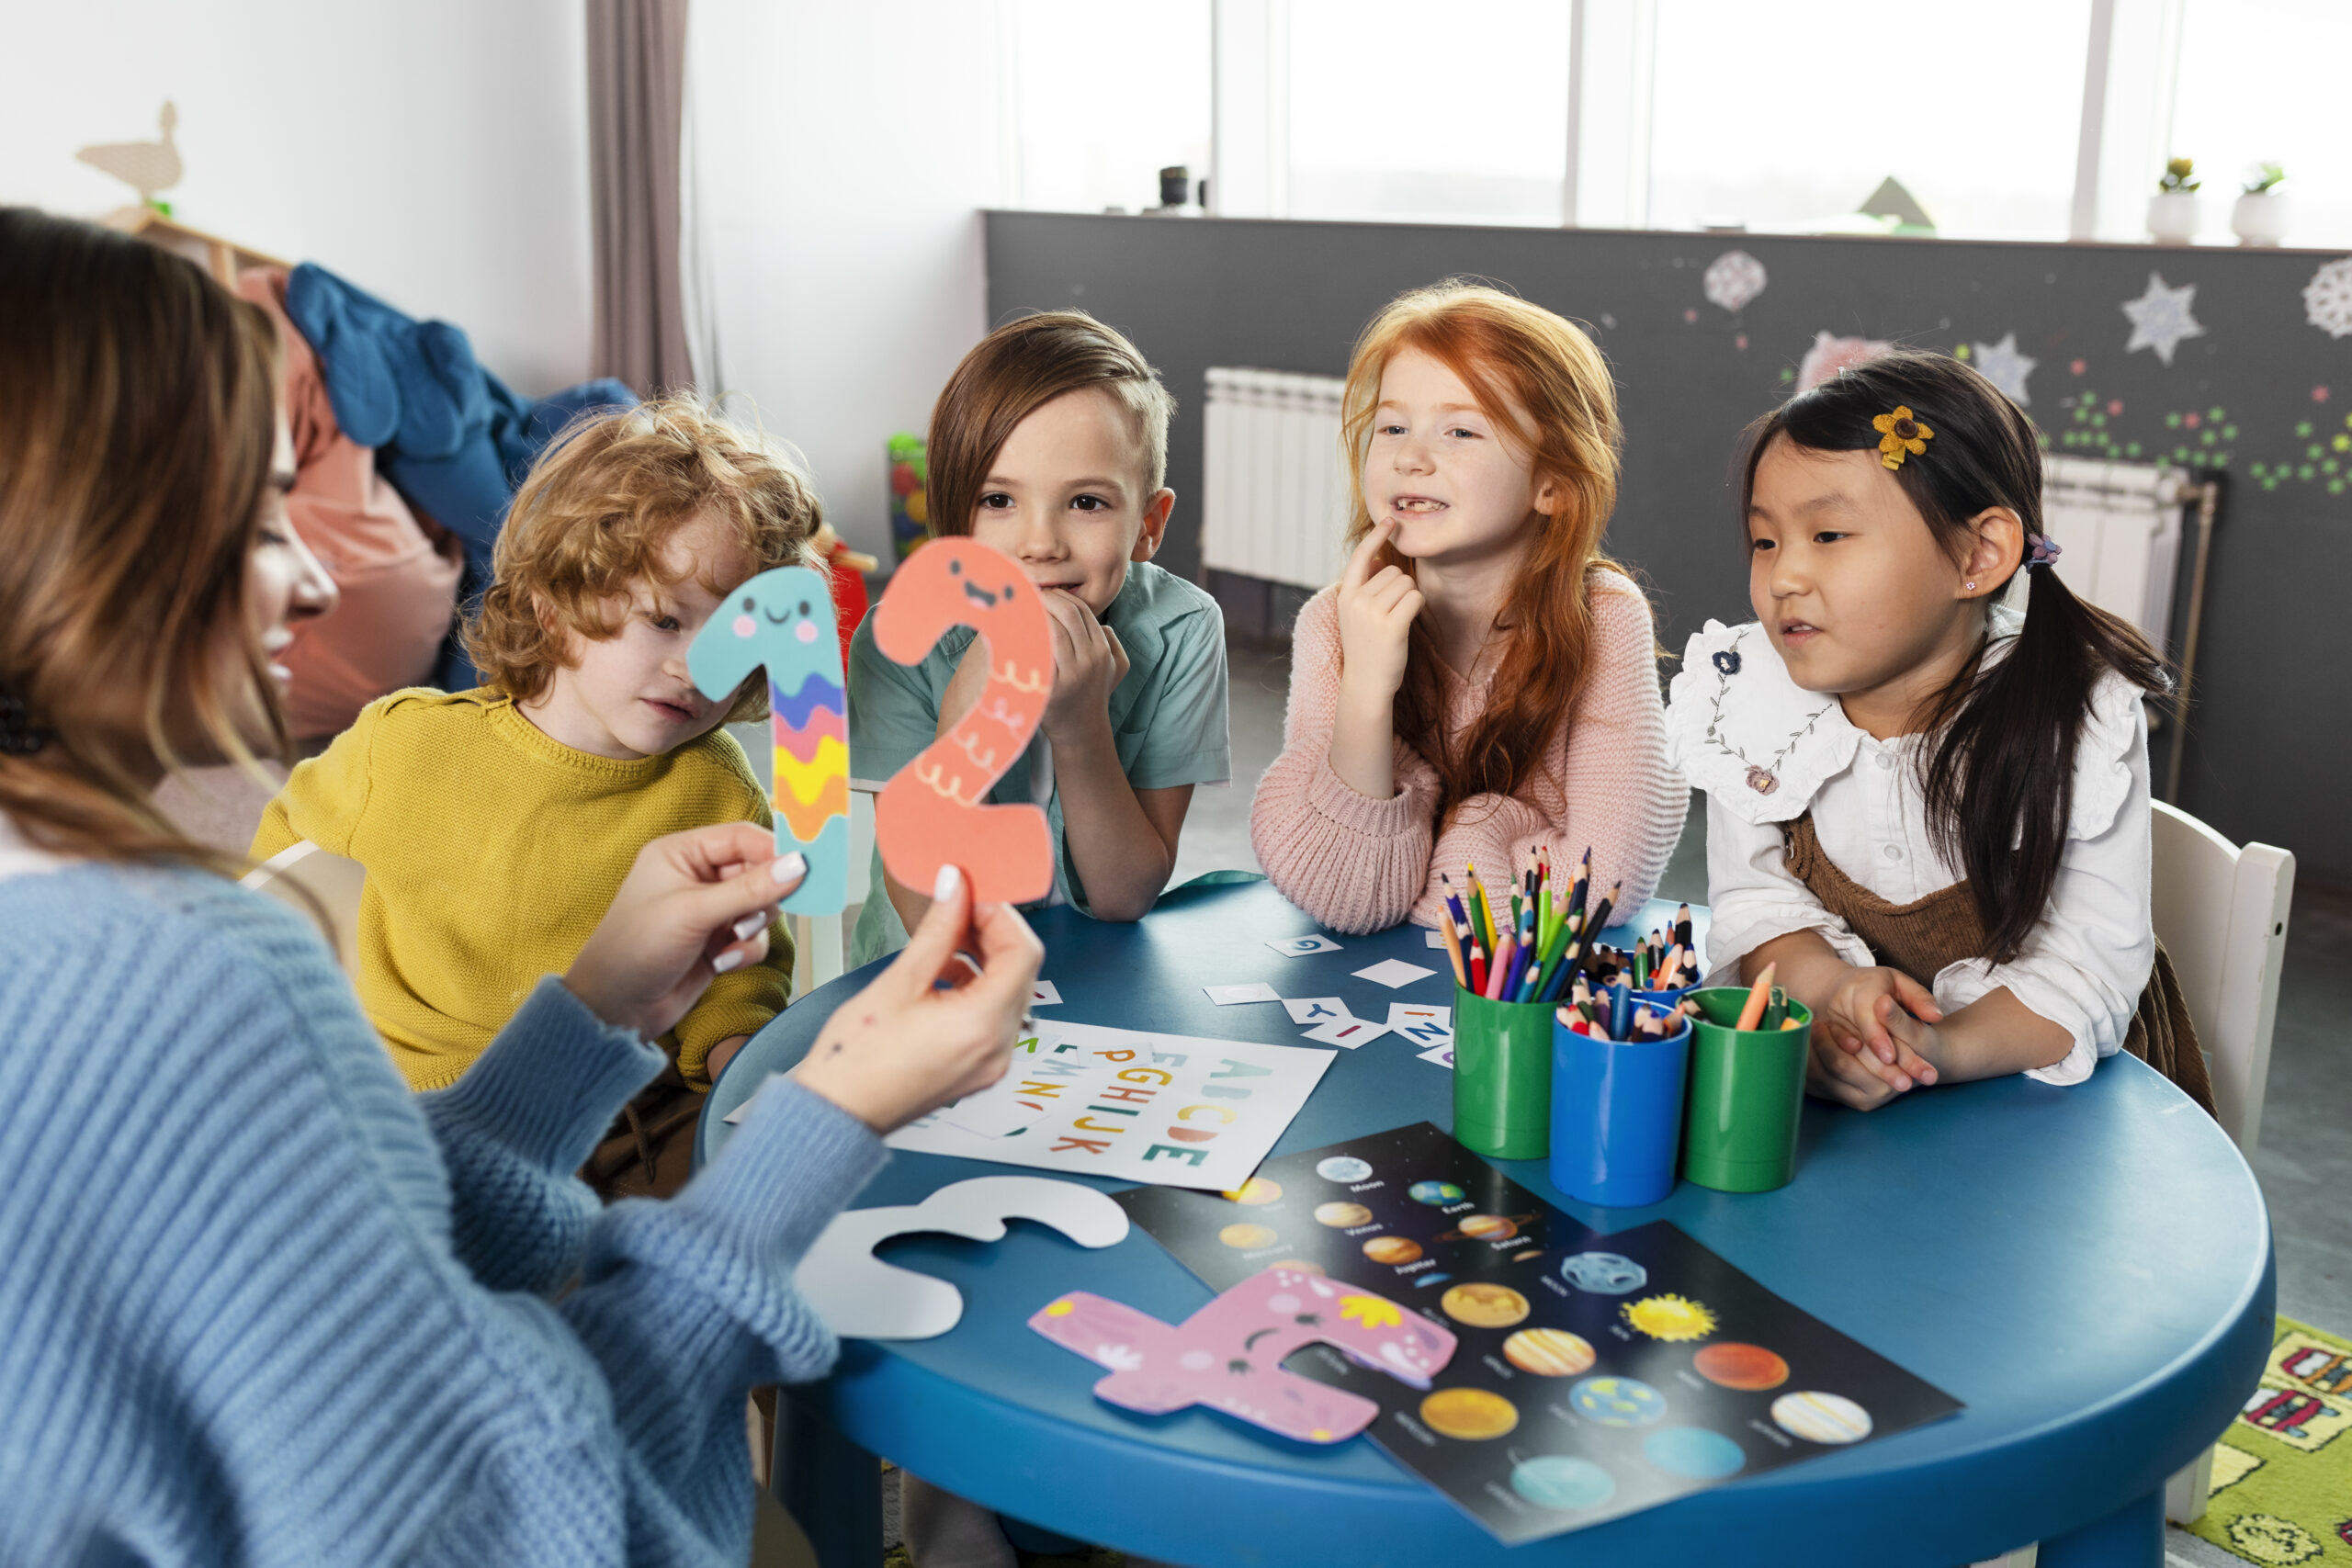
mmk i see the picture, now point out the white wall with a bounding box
[688,0,1009,561]
[0,0,593,395]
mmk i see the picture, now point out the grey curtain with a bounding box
[587,0,695,397]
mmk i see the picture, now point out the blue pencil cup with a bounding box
[1632,969,1707,1011]
[1549,1001,1694,1208]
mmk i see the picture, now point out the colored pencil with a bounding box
[1440,913,1467,987]
[1735,963,1777,1031]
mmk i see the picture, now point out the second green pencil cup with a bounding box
[1453,986,1555,1158]
[1680,987,1814,1193]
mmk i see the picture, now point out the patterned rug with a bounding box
[2186,1317,2352,1565]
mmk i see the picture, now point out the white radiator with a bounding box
[1202,367,1351,591]
[2041,456,2189,651]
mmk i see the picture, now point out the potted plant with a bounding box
[2149,157,2201,244]
[2233,162,2289,246]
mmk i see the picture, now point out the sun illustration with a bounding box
[1622,1293,1717,1342]
[1340,1295,1401,1329]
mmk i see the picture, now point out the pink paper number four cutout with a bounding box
[1029,1267,1455,1443]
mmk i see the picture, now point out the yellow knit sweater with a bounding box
[252,689,792,1091]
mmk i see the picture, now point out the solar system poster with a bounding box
[1113,1122,1961,1542]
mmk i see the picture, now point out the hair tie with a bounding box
[2025,533,2064,571]
[0,683,47,757]
[1871,405,1933,469]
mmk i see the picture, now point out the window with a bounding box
[1283,0,1571,226]
[1644,0,2093,241]
[996,0,2352,248]
[2164,0,2352,247]
[1005,0,1212,216]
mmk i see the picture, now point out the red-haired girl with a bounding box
[1251,280,1686,932]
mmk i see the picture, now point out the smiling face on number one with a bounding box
[868,536,1057,904]
[687,564,849,914]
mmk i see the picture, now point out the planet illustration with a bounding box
[1770,1391,1873,1445]
[1363,1235,1423,1265]
[1313,1201,1374,1228]
[1440,1282,1531,1328]
[1217,1223,1278,1250]
[1621,1292,1718,1343]
[1559,1251,1647,1294]
[1502,1328,1597,1377]
[1223,1177,1283,1205]
[1317,1156,1374,1183]
[1509,1454,1616,1511]
[1412,1273,1454,1288]
[1642,1427,1747,1480]
[1693,1342,1789,1392]
[1568,1376,1668,1427]
[1408,1180,1465,1206]
[1419,1387,1520,1440]
[1266,1258,1326,1277]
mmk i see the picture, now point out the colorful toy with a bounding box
[688,565,849,914]
[887,433,929,559]
[1028,1267,1455,1444]
[867,536,1054,905]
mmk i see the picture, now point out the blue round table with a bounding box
[703,878,2272,1568]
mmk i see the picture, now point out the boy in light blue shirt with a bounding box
[848,310,1229,971]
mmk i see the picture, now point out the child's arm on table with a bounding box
[1034,586,1187,921]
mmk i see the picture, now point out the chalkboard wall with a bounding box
[986,211,2352,886]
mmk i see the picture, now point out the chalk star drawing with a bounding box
[1970,332,2038,405]
[2302,256,2352,339]
[1703,250,1767,314]
[2120,273,2206,367]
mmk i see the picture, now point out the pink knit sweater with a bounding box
[1250,572,1687,934]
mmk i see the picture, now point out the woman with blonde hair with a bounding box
[1251,279,1686,932]
[0,207,1040,1566]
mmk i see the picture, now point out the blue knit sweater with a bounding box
[0,862,885,1566]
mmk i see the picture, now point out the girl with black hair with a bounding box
[1666,351,2212,1113]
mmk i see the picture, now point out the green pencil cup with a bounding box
[1453,985,1555,1158]
[1679,987,1814,1193]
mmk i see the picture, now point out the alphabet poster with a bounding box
[886,1020,1334,1192]
[1115,1122,1961,1542]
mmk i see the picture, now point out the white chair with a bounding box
[2149,800,2295,1154]
[239,839,368,980]
[791,787,875,997]
[1970,802,2295,1561]
[2147,799,2296,1527]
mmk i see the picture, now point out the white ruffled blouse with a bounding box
[1663,618,2153,1087]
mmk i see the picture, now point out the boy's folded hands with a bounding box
[1038,588,1129,743]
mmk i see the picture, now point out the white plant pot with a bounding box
[2232,192,2290,246]
[2147,192,2202,244]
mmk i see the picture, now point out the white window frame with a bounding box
[1204,0,2198,243]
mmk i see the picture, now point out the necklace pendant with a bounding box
[1745,765,1779,795]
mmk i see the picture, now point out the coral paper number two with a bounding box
[688,565,849,915]
[870,538,1055,905]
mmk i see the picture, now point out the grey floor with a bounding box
[1182,634,2349,1336]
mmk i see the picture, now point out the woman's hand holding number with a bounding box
[796,863,1046,1133]
[564,822,805,1043]
[1335,519,1423,702]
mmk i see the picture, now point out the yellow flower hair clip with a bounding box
[1872,406,1933,469]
